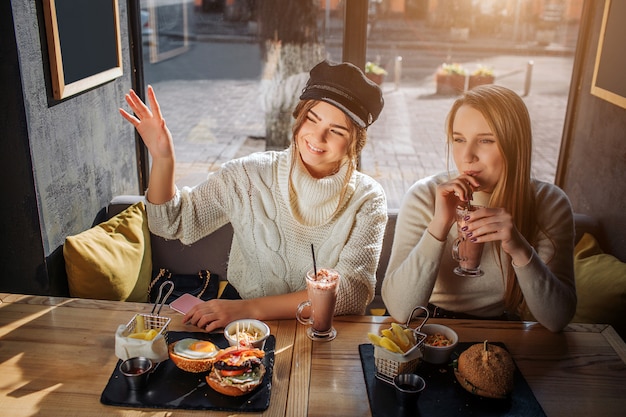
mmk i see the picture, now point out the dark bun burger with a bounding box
[454,341,515,399]
[206,346,266,397]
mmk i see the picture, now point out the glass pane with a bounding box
[139,0,581,209]
[140,0,264,188]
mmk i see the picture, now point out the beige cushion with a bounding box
[64,202,151,302]
[572,233,626,334]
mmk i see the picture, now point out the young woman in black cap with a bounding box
[120,60,386,332]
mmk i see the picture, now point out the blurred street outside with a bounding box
[142,5,579,208]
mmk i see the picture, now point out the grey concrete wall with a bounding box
[3,1,140,294]
[557,0,626,262]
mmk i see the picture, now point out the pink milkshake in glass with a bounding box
[296,268,340,341]
[452,205,485,277]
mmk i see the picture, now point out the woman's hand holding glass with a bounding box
[429,175,480,241]
[430,174,532,267]
[461,206,533,267]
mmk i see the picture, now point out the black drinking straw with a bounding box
[311,244,317,277]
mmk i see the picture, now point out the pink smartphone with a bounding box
[170,293,203,315]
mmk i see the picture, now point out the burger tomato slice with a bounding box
[206,346,266,397]
[218,368,246,377]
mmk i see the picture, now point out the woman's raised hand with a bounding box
[119,85,176,204]
[119,85,175,161]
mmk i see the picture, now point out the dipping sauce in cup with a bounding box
[393,373,426,408]
[119,356,153,390]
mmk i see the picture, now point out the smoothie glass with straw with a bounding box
[452,201,485,277]
[296,268,340,341]
[296,245,340,341]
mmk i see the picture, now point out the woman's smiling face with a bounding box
[296,101,351,178]
[451,104,504,192]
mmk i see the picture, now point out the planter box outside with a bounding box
[366,73,385,86]
[468,75,495,90]
[436,73,466,95]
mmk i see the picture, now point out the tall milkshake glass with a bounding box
[296,268,340,341]
[452,205,485,277]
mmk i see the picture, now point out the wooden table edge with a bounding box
[600,324,626,364]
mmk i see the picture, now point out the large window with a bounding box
[138,0,581,209]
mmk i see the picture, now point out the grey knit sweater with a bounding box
[382,171,576,332]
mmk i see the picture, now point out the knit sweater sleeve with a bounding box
[144,158,243,245]
[382,175,447,322]
[513,181,576,332]
[333,179,388,315]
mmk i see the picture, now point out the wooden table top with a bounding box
[1,293,625,417]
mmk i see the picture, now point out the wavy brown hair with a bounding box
[445,85,538,316]
[289,99,367,217]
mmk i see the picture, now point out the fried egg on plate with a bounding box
[174,338,218,359]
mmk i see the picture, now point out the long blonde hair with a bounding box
[289,99,367,216]
[445,85,538,316]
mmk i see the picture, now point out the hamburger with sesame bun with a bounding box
[454,341,515,399]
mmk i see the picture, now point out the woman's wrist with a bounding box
[239,298,261,320]
[510,244,533,267]
[428,218,452,242]
[146,157,176,204]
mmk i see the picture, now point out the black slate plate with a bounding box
[359,342,546,417]
[101,331,274,412]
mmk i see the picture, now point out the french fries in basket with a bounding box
[368,307,430,382]
[368,322,420,354]
[368,306,430,355]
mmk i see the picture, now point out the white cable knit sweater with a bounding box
[146,148,388,315]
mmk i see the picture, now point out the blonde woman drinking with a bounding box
[382,85,576,332]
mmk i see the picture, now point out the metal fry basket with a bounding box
[123,313,171,343]
[374,306,429,383]
[122,280,174,344]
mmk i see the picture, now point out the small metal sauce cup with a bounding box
[393,373,426,408]
[119,356,154,391]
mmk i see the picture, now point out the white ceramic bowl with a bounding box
[224,319,270,350]
[421,323,458,364]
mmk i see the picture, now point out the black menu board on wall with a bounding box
[43,0,123,99]
[591,0,626,109]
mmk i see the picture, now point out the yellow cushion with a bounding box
[572,233,626,332]
[63,202,151,302]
